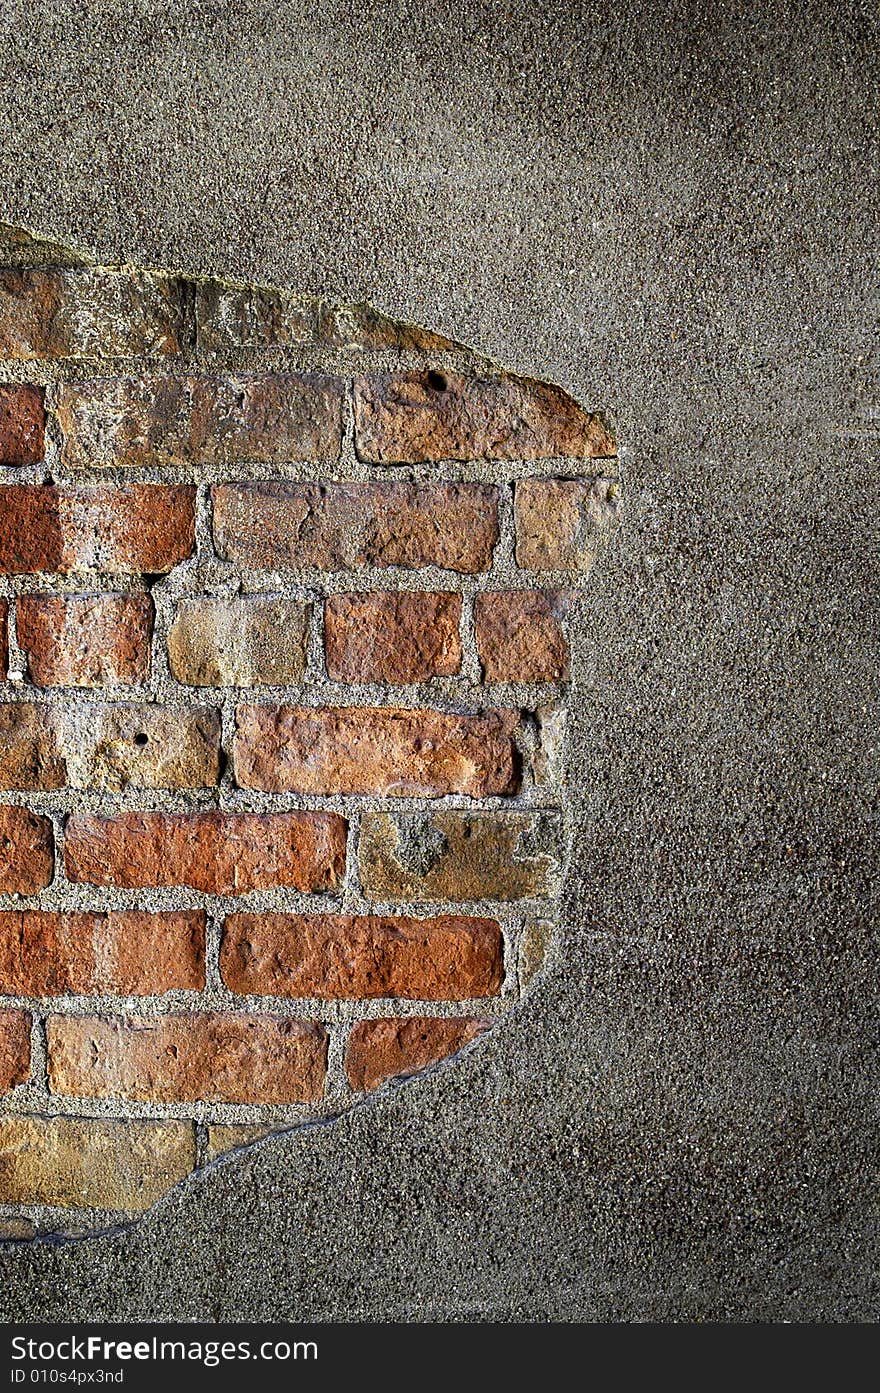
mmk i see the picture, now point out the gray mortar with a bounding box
[0,0,876,1321]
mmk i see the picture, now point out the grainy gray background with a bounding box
[0,0,877,1321]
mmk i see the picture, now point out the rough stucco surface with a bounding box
[0,0,876,1321]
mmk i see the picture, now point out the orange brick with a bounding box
[346,1017,489,1091]
[221,913,504,1000]
[47,1013,327,1105]
[0,910,205,995]
[64,810,347,894]
[234,705,521,797]
[0,806,54,893]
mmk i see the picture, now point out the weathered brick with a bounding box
[0,806,54,893]
[358,810,563,903]
[317,304,455,352]
[205,1123,274,1161]
[195,282,315,353]
[212,481,498,574]
[47,1014,327,1105]
[0,910,205,995]
[0,598,6,679]
[324,592,462,684]
[0,384,44,464]
[57,373,343,469]
[0,1115,195,1211]
[515,477,621,572]
[0,1010,31,1092]
[221,913,504,1000]
[234,705,521,797]
[475,590,570,682]
[64,810,347,895]
[0,703,65,790]
[354,370,616,463]
[0,268,184,359]
[168,596,309,687]
[17,593,154,687]
[346,1017,488,1092]
[0,484,195,575]
[60,704,221,791]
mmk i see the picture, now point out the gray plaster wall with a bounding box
[0,0,876,1321]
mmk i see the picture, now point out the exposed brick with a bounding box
[0,384,44,464]
[0,910,205,995]
[0,484,195,575]
[205,1124,274,1160]
[346,1017,489,1092]
[316,304,455,352]
[475,590,570,682]
[17,593,154,687]
[168,596,310,687]
[0,1010,31,1092]
[354,370,616,463]
[60,704,221,791]
[221,913,504,1000]
[193,282,456,355]
[0,268,184,359]
[47,1014,327,1105]
[64,810,347,895]
[0,703,65,790]
[234,705,521,797]
[519,918,555,987]
[358,810,563,903]
[515,477,621,573]
[195,282,315,353]
[57,373,343,469]
[0,598,6,679]
[212,481,498,574]
[0,1115,195,1211]
[0,806,54,893]
[324,592,462,684]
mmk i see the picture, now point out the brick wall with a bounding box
[0,226,619,1238]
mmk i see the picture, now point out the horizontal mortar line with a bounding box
[0,892,541,920]
[0,797,565,819]
[2,456,618,484]
[0,1095,350,1124]
[0,678,571,700]
[0,993,514,1017]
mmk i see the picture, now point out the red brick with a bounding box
[57,373,343,469]
[0,484,195,575]
[354,370,616,463]
[0,806,54,893]
[212,481,498,574]
[0,1010,31,1092]
[47,1013,327,1105]
[324,592,462,683]
[234,705,521,797]
[0,384,44,464]
[0,703,65,790]
[346,1017,489,1092]
[475,590,570,682]
[221,913,504,1000]
[17,593,153,687]
[64,810,347,895]
[317,304,455,352]
[0,268,184,359]
[0,910,205,995]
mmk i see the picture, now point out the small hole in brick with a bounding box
[133,732,149,747]
[426,370,448,392]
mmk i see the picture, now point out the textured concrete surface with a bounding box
[0,0,877,1320]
